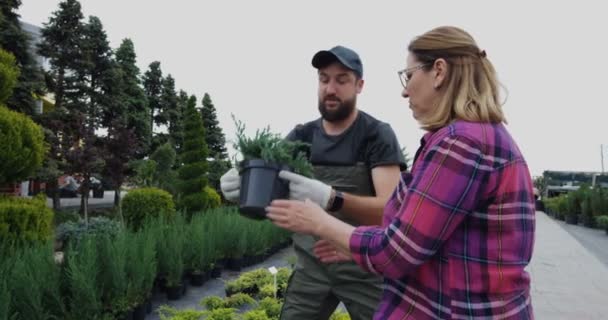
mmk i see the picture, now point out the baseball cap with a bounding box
[311,45,363,78]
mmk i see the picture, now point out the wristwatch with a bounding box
[328,190,344,212]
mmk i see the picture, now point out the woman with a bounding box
[267,26,535,319]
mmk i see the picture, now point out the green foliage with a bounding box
[242,309,271,320]
[114,38,151,157]
[0,194,53,245]
[257,297,282,319]
[202,308,239,320]
[64,235,103,319]
[0,106,46,184]
[0,1,44,115]
[205,186,222,209]
[201,296,225,311]
[55,216,121,247]
[53,209,80,226]
[232,115,312,177]
[329,310,352,320]
[597,215,608,232]
[157,215,185,287]
[223,293,256,308]
[129,159,157,187]
[97,233,130,316]
[0,49,19,104]
[178,95,210,213]
[158,306,205,320]
[9,243,66,320]
[122,187,175,230]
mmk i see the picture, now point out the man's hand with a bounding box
[313,239,353,263]
[220,168,240,202]
[278,170,332,209]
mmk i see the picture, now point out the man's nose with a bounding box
[401,86,409,98]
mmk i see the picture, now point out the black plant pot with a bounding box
[132,304,146,320]
[190,272,206,286]
[166,284,183,300]
[145,298,152,314]
[226,257,243,271]
[211,266,222,278]
[565,214,579,225]
[239,159,290,219]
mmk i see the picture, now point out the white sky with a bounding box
[19,1,608,177]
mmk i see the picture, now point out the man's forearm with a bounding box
[337,192,387,226]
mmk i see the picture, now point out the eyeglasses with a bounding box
[397,64,429,88]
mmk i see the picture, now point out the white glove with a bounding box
[220,168,240,202]
[278,170,332,209]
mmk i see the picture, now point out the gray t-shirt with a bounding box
[286,110,407,171]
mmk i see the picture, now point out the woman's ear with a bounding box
[433,58,448,89]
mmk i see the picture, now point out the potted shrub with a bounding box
[597,216,608,235]
[232,116,312,219]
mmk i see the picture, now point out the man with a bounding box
[221,45,406,319]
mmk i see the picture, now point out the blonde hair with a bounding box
[408,26,505,131]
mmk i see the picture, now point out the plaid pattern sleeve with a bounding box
[349,122,535,319]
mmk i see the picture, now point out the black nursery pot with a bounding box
[239,159,290,219]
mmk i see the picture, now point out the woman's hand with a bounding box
[313,239,352,263]
[266,199,329,236]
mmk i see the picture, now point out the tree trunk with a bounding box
[49,179,61,210]
[114,186,121,206]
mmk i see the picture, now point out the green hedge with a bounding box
[0,194,53,245]
[122,188,175,230]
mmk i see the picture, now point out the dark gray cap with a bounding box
[311,45,363,78]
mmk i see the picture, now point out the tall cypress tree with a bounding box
[114,39,150,157]
[0,0,44,115]
[142,61,162,140]
[177,95,209,214]
[200,93,230,193]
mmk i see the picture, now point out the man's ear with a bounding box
[356,78,364,94]
[433,58,448,89]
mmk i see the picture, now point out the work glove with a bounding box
[278,170,332,209]
[220,168,240,202]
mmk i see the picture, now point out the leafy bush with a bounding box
[0,194,53,245]
[65,236,103,319]
[53,209,80,226]
[224,293,256,308]
[232,115,312,177]
[8,243,66,320]
[329,310,352,320]
[597,216,608,233]
[55,216,121,247]
[242,309,271,320]
[201,296,225,311]
[257,297,281,319]
[122,187,175,230]
[204,186,221,209]
[0,106,46,185]
[158,305,205,320]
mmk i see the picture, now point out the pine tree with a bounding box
[114,39,150,157]
[169,90,187,155]
[37,0,85,209]
[200,93,230,193]
[158,74,177,126]
[142,61,162,139]
[0,0,44,115]
[177,95,209,214]
[38,0,84,111]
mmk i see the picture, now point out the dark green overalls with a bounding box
[279,163,383,320]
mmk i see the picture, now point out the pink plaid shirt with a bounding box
[350,121,535,319]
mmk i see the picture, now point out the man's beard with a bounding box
[318,95,356,122]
